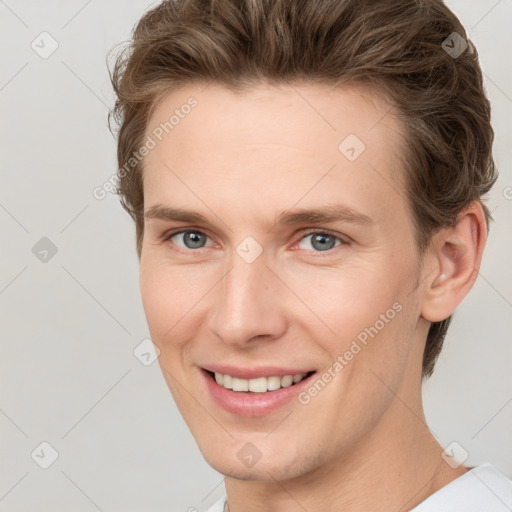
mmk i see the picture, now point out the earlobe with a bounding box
[421,201,487,323]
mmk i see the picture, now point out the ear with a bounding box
[420,201,488,323]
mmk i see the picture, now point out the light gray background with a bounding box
[0,1,511,511]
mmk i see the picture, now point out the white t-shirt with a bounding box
[205,463,512,512]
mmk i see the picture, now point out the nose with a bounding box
[208,250,288,347]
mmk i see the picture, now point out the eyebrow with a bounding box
[277,204,372,226]
[144,203,373,228]
[145,205,214,225]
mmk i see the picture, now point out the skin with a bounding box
[139,81,487,511]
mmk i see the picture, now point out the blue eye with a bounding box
[166,229,345,254]
[168,230,211,249]
[298,231,343,252]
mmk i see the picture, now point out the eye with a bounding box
[297,230,344,252]
[167,230,213,250]
[164,229,346,254]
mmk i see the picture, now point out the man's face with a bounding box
[140,82,428,480]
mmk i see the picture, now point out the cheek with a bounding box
[139,255,222,350]
[287,264,402,335]
[139,265,175,338]
[139,259,207,406]
[286,260,417,384]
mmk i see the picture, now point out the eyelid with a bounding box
[297,228,348,241]
[164,227,208,240]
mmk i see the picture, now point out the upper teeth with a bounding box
[214,372,308,393]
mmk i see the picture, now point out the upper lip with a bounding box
[201,364,316,380]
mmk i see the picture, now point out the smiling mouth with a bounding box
[204,369,317,393]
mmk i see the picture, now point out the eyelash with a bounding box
[164,228,348,256]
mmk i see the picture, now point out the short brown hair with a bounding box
[109,0,497,378]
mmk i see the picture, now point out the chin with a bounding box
[202,449,314,482]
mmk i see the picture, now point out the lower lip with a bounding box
[201,369,316,417]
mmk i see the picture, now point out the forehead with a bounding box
[142,81,409,225]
